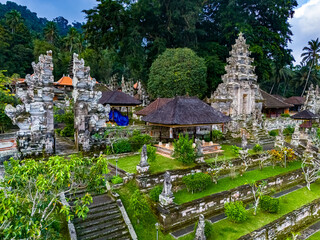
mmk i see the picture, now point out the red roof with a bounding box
[54,76,73,86]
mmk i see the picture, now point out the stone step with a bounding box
[67,190,109,203]
[76,212,122,229]
[79,223,128,240]
[94,229,131,240]
[86,202,118,216]
[77,218,125,237]
[74,208,120,223]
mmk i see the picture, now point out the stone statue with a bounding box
[241,133,247,149]
[136,144,150,173]
[291,124,300,147]
[159,171,174,206]
[195,139,204,163]
[194,214,206,240]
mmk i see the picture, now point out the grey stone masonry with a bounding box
[72,53,110,151]
[5,51,55,156]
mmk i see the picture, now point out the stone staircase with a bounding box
[67,189,132,240]
[249,129,275,146]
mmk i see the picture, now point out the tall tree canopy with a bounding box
[148,48,207,98]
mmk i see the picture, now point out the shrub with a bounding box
[224,201,247,222]
[182,172,211,193]
[129,130,152,151]
[129,190,148,223]
[283,126,294,136]
[281,113,290,118]
[146,144,157,162]
[105,145,113,155]
[269,130,278,136]
[113,139,132,153]
[231,145,242,155]
[212,130,223,141]
[194,219,214,238]
[260,195,279,213]
[253,144,263,153]
[60,125,74,137]
[173,133,196,164]
[111,175,123,184]
[149,185,162,202]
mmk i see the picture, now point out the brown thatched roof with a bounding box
[136,98,173,116]
[260,90,293,109]
[99,90,141,106]
[142,96,231,126]
[291,109,319,120]
[285,96,305,106]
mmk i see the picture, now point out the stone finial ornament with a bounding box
[241,133,247,149]
[194,214,206,240]
[5,51,55,155]
[291,124,300,147]
[136,144,150,173]
[195,139,204,163]
[159,171,174,206]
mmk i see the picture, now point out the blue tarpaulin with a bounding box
[109,109,129,126]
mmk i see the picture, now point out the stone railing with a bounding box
[156,168,304,232]
[136,153,266,191]
[238,197,320,240]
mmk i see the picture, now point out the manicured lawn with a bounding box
[174,161,301,204]
[116,181,175,240]
[179,182,320,240]
[205,145,239,163]
[108,154,196,174]
[307,228,320,239]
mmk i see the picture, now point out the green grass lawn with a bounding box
[108,154,196,174]
[174,161,301,204]
[307,228,320,239]
[116,181,175,240]
[205,145,239,163]
[179,181,320,240]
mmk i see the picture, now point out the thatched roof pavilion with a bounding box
[99,90,141,107]
[136,98,173,116]
[142,96,230,127]
[260,90,293,117]
[291,109,318,120]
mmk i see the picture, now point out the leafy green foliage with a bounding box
[146,144,156,162]
[260,195,280,213]
[173,133,196,164]
[129,130,152,152]
[269,130,278,137]
[224,201,248,223]
[148,48,207,98]
[182,172,211,193]
[212,130,223,141]
[283,126,294,136]
[231,145,242,155]
[194,219,214,238]
[281,113,290,117]
[253,144,263,153]
[0,155,109,239]
[113,139,132,154]
[111,176,123,184]
[149,185,163,202]
[54,102,74,138]
[129,190,148,223]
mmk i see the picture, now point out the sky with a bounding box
[0,0,319,64]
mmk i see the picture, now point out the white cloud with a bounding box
[289,0,320,63]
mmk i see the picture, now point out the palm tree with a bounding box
[65,27,79,53]
[5,10,22,33]
[300,38,320,96]
[269,64,293,95]
[44,21,59,44]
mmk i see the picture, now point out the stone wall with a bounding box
[263,117,302,131]
[136,153,264,191]
[238,197,320,240]
[156,168,304,232]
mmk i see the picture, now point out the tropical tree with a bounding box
[269,64,293,95]
[148,48,207,98]
[65,27,80,53]
[300,38,320,96]
[44,21,59,44]
[0,155,109,239]
[5,10,22,33]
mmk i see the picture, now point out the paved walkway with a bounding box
[170,184,305,239]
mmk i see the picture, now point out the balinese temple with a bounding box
[208,33,264,128]
[260,90,293,117]
[303,84,320,115]
[135,98,173,117]
[284,96,305,112]
[291,109,319,128]
[142,96,230,157]
[99,90,141,126]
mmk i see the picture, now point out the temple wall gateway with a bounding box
[5,51,55,156]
